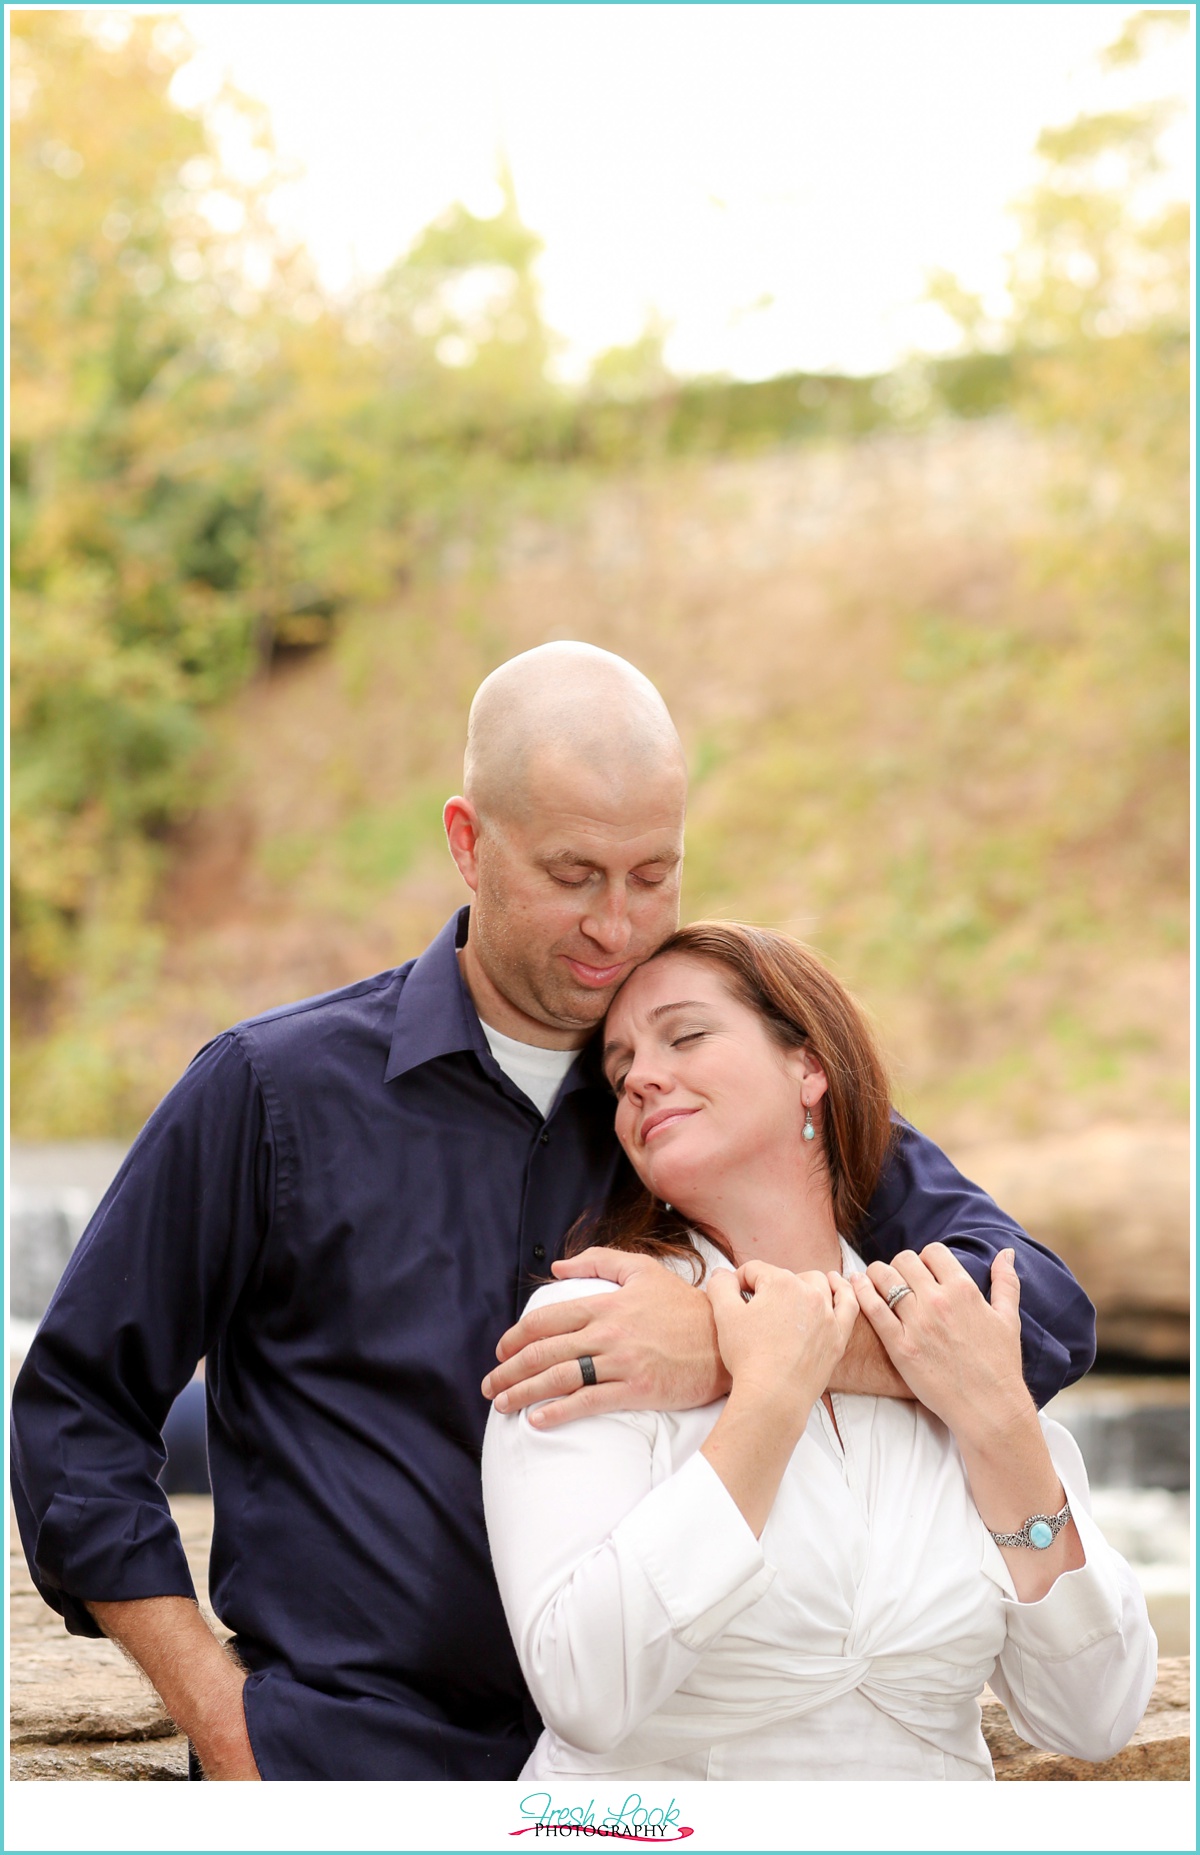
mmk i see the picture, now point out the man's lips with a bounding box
[563,956,629,988]
[640,1107,700,1144]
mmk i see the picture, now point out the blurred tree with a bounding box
[588,314,674,402]
[13,11,228,997]
[400,168,550,390]
[13,5,1187,1142]
[1010,8,1189,895]
[10,13,386,1003]
[365,159,556,433]
[927,6,1189,909]
[9,17,571,1034]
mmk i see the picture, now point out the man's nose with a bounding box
[581,887,633,955]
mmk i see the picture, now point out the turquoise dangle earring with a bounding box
[803,1106,815,1142]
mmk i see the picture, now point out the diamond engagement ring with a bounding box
[885,1284,913,1310]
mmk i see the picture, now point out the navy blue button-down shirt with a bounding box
[11,908,1095,1779]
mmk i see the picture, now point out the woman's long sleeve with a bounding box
[482,1283,773,1755]
[986,1418,1158,1763]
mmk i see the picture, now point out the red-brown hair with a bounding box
[565,922,895,1276]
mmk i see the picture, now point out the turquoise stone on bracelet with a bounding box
[989,1500,1069,1550]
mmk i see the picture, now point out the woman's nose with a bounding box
[622,1048,670,1100]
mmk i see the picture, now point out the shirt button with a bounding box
[533,1245,546,1261]
[539,1132,550,1145]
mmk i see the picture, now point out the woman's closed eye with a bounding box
[609,1030,708,1095]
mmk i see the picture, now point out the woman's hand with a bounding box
[855,1245,1086,1601]
[707,1261,859,1407]
[852,1244,1032,1447]
[700,1262,858,1538]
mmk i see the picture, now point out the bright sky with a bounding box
[174,2,1192,380]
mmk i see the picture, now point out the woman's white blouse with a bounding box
[481,1241,1157,1782]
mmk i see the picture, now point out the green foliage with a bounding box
[258,789,451,920]
[917,5,1190,976]
[368,161,554,410]
[10,16,537,1001]
[589,317,674,402]
[1010,17,1190,950]
[10,7,1189,1141]
[10,4,949,1018]
[679,10,1189,1138]
[11,13,326,993]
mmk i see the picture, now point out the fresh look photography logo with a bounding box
[511,1792,694,1841]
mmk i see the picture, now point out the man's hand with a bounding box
[482,1249,730,1429]
[88,1596,261,1780]
[825,1292,913,1398]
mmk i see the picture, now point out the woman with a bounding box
[482,923,1156,1782]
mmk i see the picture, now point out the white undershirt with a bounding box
[480,1021,578,1119]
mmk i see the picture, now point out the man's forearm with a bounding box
[825,1313,912,1398]
[87,1596,260,1779]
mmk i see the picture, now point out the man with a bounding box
[11,643,1095,1781]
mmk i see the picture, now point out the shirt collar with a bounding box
[383,907,610,1101]
[385,908,487,1082]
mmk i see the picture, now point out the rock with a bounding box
[8,1492,225,1775]
[984,1656,1191,1780]
[9,1738,188,1781]
[9,1644,175,1745]
[1148,1656,1191,1710]
[993,1709,1190,1782]
[11,1484,1189,1781]
[87,1738,189,1780]
[953,1126,1189,1363]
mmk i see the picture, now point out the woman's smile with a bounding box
[639,1105,701,1145]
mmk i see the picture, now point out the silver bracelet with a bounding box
[988,1500,1071,1551]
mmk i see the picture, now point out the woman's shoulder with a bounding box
[523,1275,620,1315]
[524,1238,729,1312]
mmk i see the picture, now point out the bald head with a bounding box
[446,645,687,1044]
[464,642,686,829]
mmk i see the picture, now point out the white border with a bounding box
[3,1776,1200,1854]
[3,7,1197,1854]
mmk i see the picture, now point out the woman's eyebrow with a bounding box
[602,1003,711,1070]
[602,1002,710,1073]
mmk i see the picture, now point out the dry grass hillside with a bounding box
[21,418,1188,1155]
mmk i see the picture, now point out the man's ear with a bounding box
[443,796,482,894]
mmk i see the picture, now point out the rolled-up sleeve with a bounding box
[862,1118,1096,1404]
[986,1419,1158,1763]
[10,1033,274,1636]
[482,1284,772,1757]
